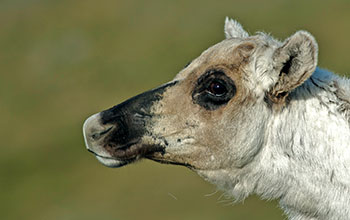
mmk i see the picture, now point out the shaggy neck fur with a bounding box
[199,68,350,220]
[262,68,350,219]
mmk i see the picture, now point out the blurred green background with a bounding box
[1,0,350,219]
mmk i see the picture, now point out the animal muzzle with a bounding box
[83,81,177,167]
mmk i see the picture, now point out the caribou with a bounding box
[83,18,350,219]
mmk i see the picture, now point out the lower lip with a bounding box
[95,155,127,168]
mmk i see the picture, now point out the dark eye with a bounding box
[192,70,236,110]
[208,81,227,96]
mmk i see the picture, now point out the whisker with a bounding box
[168,192,178,200]
[205,190,219,197]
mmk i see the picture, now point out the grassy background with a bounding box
[1,0,350,219]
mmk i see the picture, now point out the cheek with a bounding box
[148,78,267,169]
[149,90,201,143]
[220,104,268,167]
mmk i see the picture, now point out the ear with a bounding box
[224,17,249,39]
[268,31,318,103]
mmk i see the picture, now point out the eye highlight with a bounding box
[192,70,236,110]
[208,80,227,96]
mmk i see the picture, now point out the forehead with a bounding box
[174,34,278,82]
[175,39,253,82]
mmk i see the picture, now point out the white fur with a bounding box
[198,66,350,220]
[199,19,350,219]
[179,20,350,219]
[224,17,249,39]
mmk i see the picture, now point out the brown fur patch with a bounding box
[147,40,259,170]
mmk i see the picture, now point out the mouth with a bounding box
[87,142,195,169]
[87,149,129,168]
[87,142,166,168]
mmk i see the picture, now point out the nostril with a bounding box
[90,126,113,141]
[91,133,99,140]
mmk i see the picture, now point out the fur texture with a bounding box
[197,67,350,219]
[83,19,350,220]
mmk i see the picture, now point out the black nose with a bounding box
[99,81,178,148]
